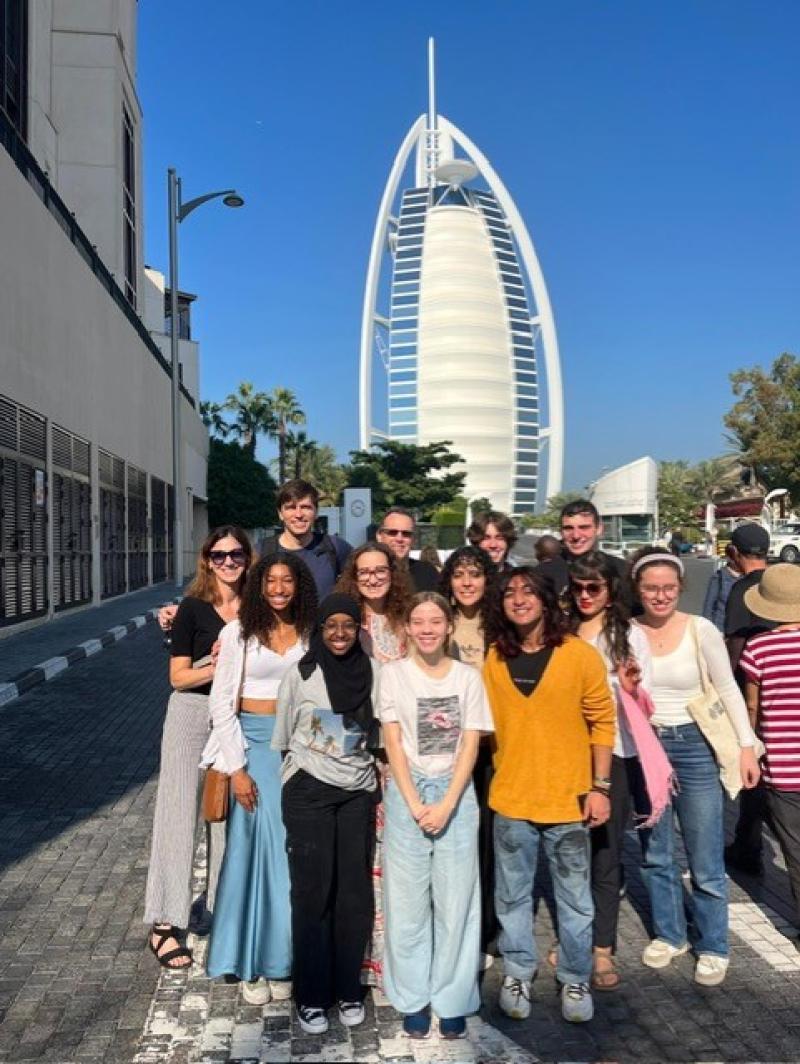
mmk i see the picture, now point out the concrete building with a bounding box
[359,41,563,515]
[590,457,658,545]
[0,1,207,631]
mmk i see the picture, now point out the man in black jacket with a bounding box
[375,507,439,592]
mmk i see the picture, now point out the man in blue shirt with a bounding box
[257,479,351,599]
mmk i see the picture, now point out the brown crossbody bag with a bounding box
[201,641,246,822]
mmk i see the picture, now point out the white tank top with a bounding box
[241,639,304,699]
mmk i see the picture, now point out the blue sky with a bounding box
[138,1,799,493]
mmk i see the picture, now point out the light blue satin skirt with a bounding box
[206,713,291,980]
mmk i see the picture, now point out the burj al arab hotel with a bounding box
[358,41,564,514]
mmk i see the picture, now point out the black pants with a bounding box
[472,742,497,950]
[764,789,800,927]
[282,770,374,1008]
[591,755,646,950]
[731,782,767,859]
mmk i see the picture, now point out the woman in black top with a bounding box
[144,525,254,968]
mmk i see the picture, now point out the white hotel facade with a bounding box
[359,43,564,515]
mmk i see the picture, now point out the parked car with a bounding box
[768,523,800,563]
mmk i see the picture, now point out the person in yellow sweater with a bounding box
[483,567,615,1024]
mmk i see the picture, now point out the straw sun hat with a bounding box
[743,564,800,623]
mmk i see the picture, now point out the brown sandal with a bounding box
[591,947,620,991]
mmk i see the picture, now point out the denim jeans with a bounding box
[494,815,592,985]
[383,774,480,1018]
[638,722,728,957]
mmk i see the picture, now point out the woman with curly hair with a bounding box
[483,567,615,1024]
[335,541,412,991]
[565,551,673,992]
[336,542,411,663]
[201,553,317,1002]
[439,545,498,963]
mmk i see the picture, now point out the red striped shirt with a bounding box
[740,629,800,791]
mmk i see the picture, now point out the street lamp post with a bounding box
[167,169,244,586]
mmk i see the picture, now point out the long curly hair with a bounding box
[439,545,497,635]
[239,552,318,646]
[487,565,568,658]
[185,525,254,604]
[335,541,412,632]
[566,551,631,666]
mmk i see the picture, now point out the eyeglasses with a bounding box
[208,549,247,567]
[639,584,680,599]
[356,566,391,583]
[322,620,359,635]
[380,528,413,539]
[571,581,607,598]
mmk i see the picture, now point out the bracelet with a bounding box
[590,786,611,798]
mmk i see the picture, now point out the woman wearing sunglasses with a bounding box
[145,526,253,970]
[566,551,673,991]
[335,542,412,991]
[630,546,760,987]
[202,553,317,1002]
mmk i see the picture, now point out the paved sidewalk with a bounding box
[0,584,181,707]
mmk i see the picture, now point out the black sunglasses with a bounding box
[209,549,247,567]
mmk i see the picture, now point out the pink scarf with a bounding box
[618,686,675,829]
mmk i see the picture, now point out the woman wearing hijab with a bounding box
[273,594,380,1036]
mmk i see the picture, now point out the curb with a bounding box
[0,607,167,709]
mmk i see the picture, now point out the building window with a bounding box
[1,0,27,140]
[122,104,137,307]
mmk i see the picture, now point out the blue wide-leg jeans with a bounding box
[638,722,728,957]
[383,774,481,1018]
[494,815,593,985]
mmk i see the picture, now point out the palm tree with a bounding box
[200,400,230,440]
[287,430,318,480]
[268,388,306,484]
[689,457,739,504]
[223,382,273,456]
[303,444,347,506]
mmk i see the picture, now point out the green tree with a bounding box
[658,460,695,531]
[469,496,492,518]
[286,430,317,480]
[223,381,273,456]
[268,387,306,484]
[347,440,467,520]
[724,352,800,500]
[206,439,278,529]
[301,444,348,507]
[200,400,230,439]
[687,457,740,505]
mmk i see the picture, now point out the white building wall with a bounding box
[417,206,514,512]
[591,457,657,516]
[25,0,143,300]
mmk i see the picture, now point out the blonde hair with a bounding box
[405,591,454,652]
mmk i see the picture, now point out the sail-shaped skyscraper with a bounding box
[359,41,564,514]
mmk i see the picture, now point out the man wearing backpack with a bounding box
[257,479,352,599]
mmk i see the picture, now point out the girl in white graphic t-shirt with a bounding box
[378,592,494,1041]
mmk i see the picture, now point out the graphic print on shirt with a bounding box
[304,709,363,757]
[417,695,461,757]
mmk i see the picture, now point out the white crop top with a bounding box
[635,615,754,746]
[200,619,307,773]
[241,640,304,699]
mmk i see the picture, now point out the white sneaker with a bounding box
[498,975,532,1020]
[641,938,689,969]
[694,954,729,987]
[338,1000,366,1027]
[297,1005,329,1034]
[241,977,271,1005]
[561,982,594,1023]
[269,979,293,1001]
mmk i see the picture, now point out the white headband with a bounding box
[631,553,685,579]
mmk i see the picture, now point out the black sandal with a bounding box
[149,924,192,970]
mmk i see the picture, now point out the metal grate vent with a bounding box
[19,409,46,460]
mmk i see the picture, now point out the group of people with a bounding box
[140,481,799,1041]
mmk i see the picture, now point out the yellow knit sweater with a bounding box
[483,636,616,824]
